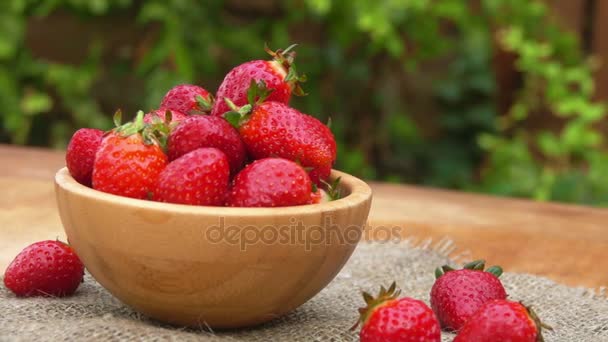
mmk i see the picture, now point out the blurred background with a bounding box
[1,0,607,205]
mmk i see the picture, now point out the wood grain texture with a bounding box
[368,183,608,288]
[54,167,372,328]
[0,144,607,288]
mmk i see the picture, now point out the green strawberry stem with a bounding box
[265,43,297,66]
[115,110,145,137]
[486,265,503,277]
[264,43,307,96]
[145,109,176,149]
[463,259,486,271]
[524,303,553,342]
[351,281,401,331]
[113,109,123,127]
[112,110,167,149]
[280,43,298,56]
[223,98,252,128]
[195,94,214,113]
[435,259,503,279]
[223,80,274,128]
[246,79,273,105]
[435,264,455,278]
[321,177,342,201]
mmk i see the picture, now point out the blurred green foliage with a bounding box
[1,0,607,205]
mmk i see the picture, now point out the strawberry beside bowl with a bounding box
[54,167,372,328]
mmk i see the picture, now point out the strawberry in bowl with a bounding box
[54,44,372,328]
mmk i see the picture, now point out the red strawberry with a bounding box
[454,300,551,342]
[353,282,441,342]
[167,115,247,174]
[92,111,168,199]
[309,165,333,186]
[211,44,305,117]
[154,148,230,206]
[66,128,104,186]
[3,240,85,297]
[224,86,336,185]
[160,84,213,115]
[143,109,187,125]
[227,158,313,207]
[430,260,507,332]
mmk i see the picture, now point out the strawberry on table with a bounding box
[4,240,85,297]
[224,82,336,185]
[153,148,230,206]
[160,84,213,115]
[92,111,168,200]
[66,128,104,186]
[227,158,313,207]
[430,259,507,332]
[454,300,552,342]
[352,282,441,342]
[211,44,306,117]
[167,115,247,175]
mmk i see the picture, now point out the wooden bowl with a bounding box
[54,167,372,328]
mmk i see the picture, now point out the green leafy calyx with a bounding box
[246,79,273,105]
[223,80,272,128]
[195,94,214,113]
[434,259,503,279]
[351,282,401,331]
[321,176,342,201]
[265,43,307,96]
[113,110,167,149]
[523,302,553,342]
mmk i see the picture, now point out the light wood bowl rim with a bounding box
[55,167,372,217]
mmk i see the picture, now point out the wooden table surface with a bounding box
[1,144,607,288]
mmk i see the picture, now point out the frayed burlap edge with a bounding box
[1,238,607,342]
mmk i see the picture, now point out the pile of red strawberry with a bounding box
[353,260,552,342]
[66,45,337,207]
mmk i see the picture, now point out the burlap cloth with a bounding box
[1,240,607,341]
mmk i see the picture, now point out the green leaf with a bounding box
[536,131,562,157]
[441,265,455,273]
[195,94,213,112]
[486,266,503,277]
[224,111,242,128]
[435,267,444,279]
[510,102,528,121]
[21,91,52,116]
[246,80,273,105]
[463,260,485,270]
[246,79,258,106]
[0,14,24,60]
[306,0,331,15]
[113,110,123,127]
